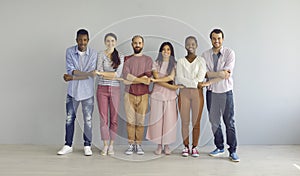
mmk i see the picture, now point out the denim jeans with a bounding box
[206,90,237,153]
[65,94,94,147]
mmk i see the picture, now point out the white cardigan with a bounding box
[176,56,206,88]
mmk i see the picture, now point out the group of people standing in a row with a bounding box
[57,28,240,162]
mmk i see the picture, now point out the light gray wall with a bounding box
[0,0,299,146]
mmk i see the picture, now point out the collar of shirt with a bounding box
[75,46,90,56]
[210,46,224,55]
[213,52,221,59]
[210,46,226,63]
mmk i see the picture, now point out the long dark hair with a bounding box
[156,42,176,84]
[104,33,120,69]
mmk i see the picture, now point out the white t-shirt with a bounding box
[78,50,86,70]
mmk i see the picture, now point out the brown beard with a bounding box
[133,47,143,54]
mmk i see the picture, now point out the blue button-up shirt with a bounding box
[66,45,97,101]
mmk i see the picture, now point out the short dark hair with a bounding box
[76,29,89,39]
[210,29,224,39]
[132,35,144,43]
[185,36,198,46]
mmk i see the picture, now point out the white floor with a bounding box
[0,145,300,176]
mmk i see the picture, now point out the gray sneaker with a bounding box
[136,144,145,155]
[125,144,135,155]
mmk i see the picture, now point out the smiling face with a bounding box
[105,35,116,50]
[76,34,89,52]
[131,36,144,54]
[161,44,171,58]
[185,38,198,54]
[211,32,223,50]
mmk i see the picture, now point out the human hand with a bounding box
[224,70,231,79]
[95,71,102,76]
[150,78,157,82]
[122,79,132,85]
[176,85,185,89]
[115,77,124,81]
[139,76,150,85]
[144,77,151,85]
[89,70,98,77]
[198,82,210,88]
[63,74,73,82]
[219,70,231,79]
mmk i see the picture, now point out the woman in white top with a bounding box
[176,36,206,157]
[96,33,124,156]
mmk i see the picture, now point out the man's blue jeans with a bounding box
[65,94,94,147]
[206,90,237,154]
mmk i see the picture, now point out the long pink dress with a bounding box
[146,61,178,144]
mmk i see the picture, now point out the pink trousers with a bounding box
[96,85,120,140]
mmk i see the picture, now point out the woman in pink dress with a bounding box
[146,42,183,155]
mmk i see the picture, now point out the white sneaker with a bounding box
[136,144,145,155]
[100,146,108,156]
[108,145,114,155]
[57,145,73,155]
[84,146,92,156]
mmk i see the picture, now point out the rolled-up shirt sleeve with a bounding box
[223,50,235,73]
[66,49,76,75]
[88,51,97,72]
[122,59,130,79]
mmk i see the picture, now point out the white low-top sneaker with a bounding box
[107,145,114,155]
[84,146,92,156]
[57,145,73,155]
[100,146,108,156]
[136,144,144,155]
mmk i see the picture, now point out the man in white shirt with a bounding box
[201,29,240,162]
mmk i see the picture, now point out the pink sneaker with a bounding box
[182,147,189,157]
[191,147,199,157]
